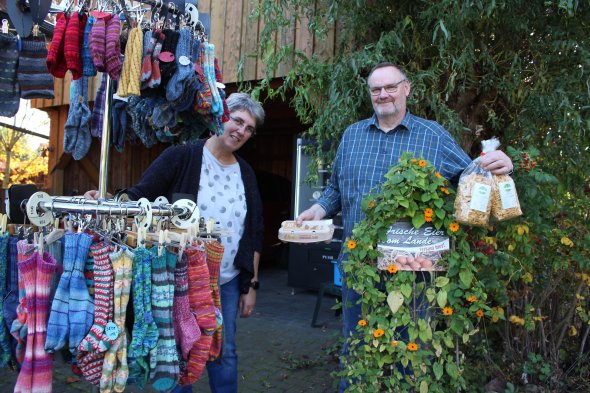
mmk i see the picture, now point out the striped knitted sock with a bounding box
[104,14,121,80]
[205,43,223,117]
[113,249,133,392]
[205,241,224,361]
[173,252,200,360]
[0,234,12,367]
[46,12,68,78]
[68,233,95,354]
[79,242,115,352]
[148,32,165,88]
[14,253,37,393]
[100,248,133,393]
[194,45,213,115]
[3,237,19,335]
[179,248,216,385]
[150,249,179,391]
[11,241,35,364]
[45,233,77,352]
[89,15,107,71]
[140,30,157,81]
[82,16,97,76]
[64,11,83,80]
[214,57,231,123]
[31,252,57,393]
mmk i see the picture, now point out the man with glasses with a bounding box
[296,62,513,392]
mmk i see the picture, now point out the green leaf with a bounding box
[420,380,429,393]
[412,214,426,228]
[445,362,458,379]
[426,287,436,302]
[435,277,450,287]
[400,283,412,299]
[433,362,443,380]
[459,269,473,287]
[387,291,404,313]
[437,290,448,308]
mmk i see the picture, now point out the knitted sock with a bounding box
[11,241,35,365]
[117,26,143,97]
[205,43,223,117]
[99,248,133,393]
[82,15,97,76]
[31,252,56,393]
[78,242,115,353]
[0,234,11,367]
[194,45,213,115]
[48,239,64,301]
[89,15,108,71]
[113,249,133,393]
[166,28,194,103]
[64,78,85,154]
[46,12,68,78]
[17,34,55,99]
[68,233,95,354]
[105,14,121,80]
[127,247,156,389]
[84,251,95,296]
[150,249,179,391]
[205,241,224,360]
[173,252,200,360]
[91,72,107,138]
[179,248,216,385]
[0,32,20,117]
[159,29,179,88]
[45,233,77,352]
[214,57,231,123]
[64,11,83,80]
[72,77,93,161]
[3,237,19,332]
[140,30,157,82]
[148,32,165,88]
[111,99,128,152]
[13,253,37,393]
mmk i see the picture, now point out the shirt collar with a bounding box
[369,109,413,133]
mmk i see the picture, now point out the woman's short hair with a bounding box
[226,92,265,129]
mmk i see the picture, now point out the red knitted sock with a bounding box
[64,12,83,80]
[46,12,68,78]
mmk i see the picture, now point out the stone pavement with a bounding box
[0,266,342,392]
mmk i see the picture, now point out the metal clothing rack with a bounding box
[25,192,200,229]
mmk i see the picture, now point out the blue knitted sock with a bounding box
[82,16,97,76]
[206,43,223,117]
[72,77,93,161]
[127,247,149,388]
[68,233,95,354]
[0,234,12,367]
[3,237,19,332]
[166,28,193,103]
[45,233,77,352]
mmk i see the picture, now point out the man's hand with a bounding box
[295,204,327,226]
[239,290,256,318]
[480,150,514,175]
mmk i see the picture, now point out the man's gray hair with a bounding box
[226,92,265,129]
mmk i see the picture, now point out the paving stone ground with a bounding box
[0,266,342,392]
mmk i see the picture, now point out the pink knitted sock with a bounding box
[14,254,37,393]
[104,14,121,80]
[31,252,57,393]
[173,253,200,360]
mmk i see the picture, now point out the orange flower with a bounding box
[440,187,450,195]
[443,307,453,316]
[391,340,399,347]
[424,215,433,222]
[424,208,433,217]
[449,222,459,232]
[407,342,419,351]
[387,265,398,274]
[368,201,375,208]
[476,309,484,318]
[467,295,476,303]
[358,319,367,327]
[419,160,426,167]
[374,328,384,338]
[435,172,442,179]
[347,240,357,250]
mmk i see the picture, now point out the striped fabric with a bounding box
[318,111,471,241]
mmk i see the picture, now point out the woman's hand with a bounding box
[239,289,256,318]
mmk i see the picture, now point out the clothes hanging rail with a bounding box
[24,192,200,229]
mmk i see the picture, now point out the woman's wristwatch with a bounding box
[249,280,259,290]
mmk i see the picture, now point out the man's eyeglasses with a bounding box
[368,79,407,96]
[229,116,256,135]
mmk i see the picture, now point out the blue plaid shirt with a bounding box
[318,110,471,242]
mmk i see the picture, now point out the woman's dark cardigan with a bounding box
[127,140,264,293]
